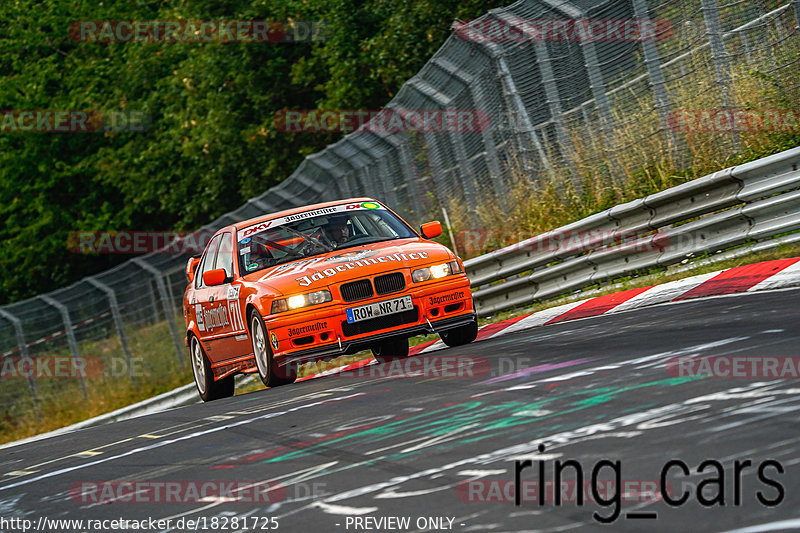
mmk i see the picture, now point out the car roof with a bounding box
[231,197,377,231]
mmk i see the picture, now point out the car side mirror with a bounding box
[420,221,442,239]
[203,268,227,286]
[186,256,201,283]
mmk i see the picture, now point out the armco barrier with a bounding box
[466,146,800,316]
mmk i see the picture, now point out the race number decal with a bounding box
[228,301,245,331]
[195,304,205,331]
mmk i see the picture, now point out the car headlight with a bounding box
[430,263,451,279]
[271,290,332,314]
[412,261,463,283]
[287,295,306,309]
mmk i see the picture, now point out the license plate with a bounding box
[346,295,413,323]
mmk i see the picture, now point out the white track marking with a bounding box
[610,271,720,313]
[419,340,446,353]
[0,393,365,493]
[747,259,800,292]
[495,300,585,336]
[720,519,800,533]
[311,501,377,515]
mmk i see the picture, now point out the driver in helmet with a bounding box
[321,215,351,247]
[243,239,274,271]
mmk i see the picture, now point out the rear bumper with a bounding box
[274,311,476,371]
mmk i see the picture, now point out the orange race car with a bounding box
[183,198,478,401]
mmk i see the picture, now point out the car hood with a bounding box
[243,238,453,294]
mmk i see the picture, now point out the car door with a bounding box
[210,231,250,360]
[192,233,227,363]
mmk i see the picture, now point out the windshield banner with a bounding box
[237,201,383,240]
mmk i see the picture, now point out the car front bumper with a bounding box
[265,276,474,367]
[275,311,477,371]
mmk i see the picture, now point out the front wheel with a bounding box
[371,337,409,364]
[439,318,479,347]
[251,311,295,387]
[190,335,234,402]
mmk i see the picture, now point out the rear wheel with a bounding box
[439,318,479,347]
[371,337,409,363]
[251,311,295,387]
[190,335,235,402]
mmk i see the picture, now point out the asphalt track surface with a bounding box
[2,288,800,533]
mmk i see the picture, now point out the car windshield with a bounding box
[237,203,417,274]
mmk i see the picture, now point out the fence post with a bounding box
[581,43,615,138]
[247,197,270,212]
[496,55,556,184]
[86,277,135,381]
[163,270,178,317]
[446,105,480,215]
[407,79,479,222]
[339,140,376,199]
[431,54,508,202]
[533,40,581,193]
[579,41,627,188]
[307,155,353,198]
[538,0,622,186]
[363,163,384,203]
[397,139,423,213]
[0,309,39,407]
[632,0,679,164]
[357,166,379,200]
[347,135,399,206]
[792,0,800,69]
[468,80,508,200]
[375,157,400,208]
[330,146,366,195]
[794,0,800,31]
[422,130,453,214]
[270,186,304,207]
[701,0,741,150]
[132,258,185,365]
[380,131,424,218]
[40,295,88,400]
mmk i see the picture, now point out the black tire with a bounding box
[371,337,409,363]
[250,310,295,387]
[439,318,479,347]
[190,335,235,402]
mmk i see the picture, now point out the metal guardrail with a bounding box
[466,146,800,316]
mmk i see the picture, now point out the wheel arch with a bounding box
[245,303,261,333]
